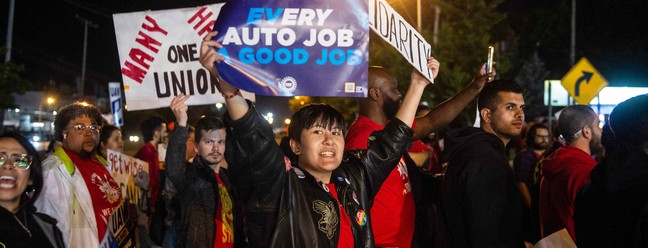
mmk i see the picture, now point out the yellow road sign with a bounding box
[561,57,608,105]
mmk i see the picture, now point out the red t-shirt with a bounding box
[345,115,415,247]
[326,183,354,248]
[409,140,431,153]
[67,150,122,242]
[214,170,235,248]
[135,143,160,206]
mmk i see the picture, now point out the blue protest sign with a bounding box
[213,1,369,97]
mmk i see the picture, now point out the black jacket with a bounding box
[574,141,648,247]
[0,205,65,248]
[166,125,245,248]
[440,127,524,248]
[224,101,413,248]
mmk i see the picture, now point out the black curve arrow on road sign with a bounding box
[574,71,593,96]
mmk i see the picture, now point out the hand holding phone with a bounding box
[486,46,494,80]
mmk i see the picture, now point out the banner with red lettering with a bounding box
[105,149,150,248]
[113,4,255,111]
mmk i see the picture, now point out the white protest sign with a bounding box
[369,0,434,82]
[113,4,255,111]
[106,149,149,204]
[105,149,149,248]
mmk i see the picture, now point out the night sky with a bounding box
[1,0,647,97]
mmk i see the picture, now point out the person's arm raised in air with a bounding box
[362,58,439,198]
[199,31,248,120]
[199,31,284,247]
[412,63,495,140]
[165,94,193,192]
[395,58,439,127]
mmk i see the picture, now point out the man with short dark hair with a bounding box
[513,123,550,243]
[574,94,648,247]
[515,123,550,209]
[345,64,493,247]
[166,95,244,247]
[441,79,526,247]
[539,105,601,242]
[135,116,166,247]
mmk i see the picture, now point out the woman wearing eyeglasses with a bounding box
[0,132,65,248]
[34,102,122,248]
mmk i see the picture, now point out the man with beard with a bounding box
[36,102,122,247]
[513,123,550,244]
[539,105,601,242]
[345,64,493,247]
[515,123,551,208]
[164,94,245,247]
[134,116,166,247]
[440,80,526,247]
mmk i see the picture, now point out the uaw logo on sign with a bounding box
[279,76,298,93]
[212,0,369,97]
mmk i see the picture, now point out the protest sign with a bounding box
[369,0,434,82]
[212,1,369,97]
[113,4,255,111]
[108,82,124,127]
[105,149,150,247]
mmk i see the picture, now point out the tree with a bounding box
[515,51,549,119]
[369,0,508,128]
[0,47,30,131]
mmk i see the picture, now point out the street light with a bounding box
[38,96,56,122]
[388,0,422,31]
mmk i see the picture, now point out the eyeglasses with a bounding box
[69,124,101,134]
[0,152,33,170]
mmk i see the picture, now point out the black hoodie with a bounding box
[440,127,524,248]
[574,141,648,248]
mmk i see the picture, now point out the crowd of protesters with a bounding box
[1,30,648,248]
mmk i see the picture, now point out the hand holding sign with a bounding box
[200,31,240,98]
[200,31,249,121]
[199,31,223,81]
[411,57,440,88]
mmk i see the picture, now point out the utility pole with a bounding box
[569,0,576,105]
[1,0,16,131]
[570,0,576,67]
[75,15,98,97]
[5,0,15,62]
[432,6,441,45]
[416,0,422,31]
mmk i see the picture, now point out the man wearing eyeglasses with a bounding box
[539,105,601,242]
[35,102,122,248]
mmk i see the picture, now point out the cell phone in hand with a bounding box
[486,46,494,80]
